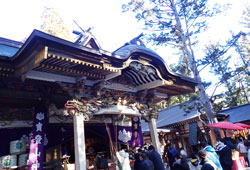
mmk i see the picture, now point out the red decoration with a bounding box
[207,121,244,130]
[235,123,250,129]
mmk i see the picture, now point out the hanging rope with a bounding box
[105,122,116,158]
[114,116,118,153]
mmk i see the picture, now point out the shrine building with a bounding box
[0,30,197,170]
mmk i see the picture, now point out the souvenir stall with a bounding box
[0,29,197,170]
[207,121,250,169]
[141,101,208,156]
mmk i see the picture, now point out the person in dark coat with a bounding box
[134,152,154,170]
[215,141,233,170]
[95,152,109,170]
[141,152,154,170]
[198,150,215,170]
[147,145,165,170]
[172,155,190,170]
[165,144,179,169]
[134,153,143,170]
[222,137,236,150]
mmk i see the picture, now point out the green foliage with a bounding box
[122,0,227,76]
[122,0,219,41]
[241,5,250,61]
[122,0,248,118]
[201,33,250,111]
[163,93,197,108]
[122,0,232,77]
[169,60,192,76]
[40,6,71,40]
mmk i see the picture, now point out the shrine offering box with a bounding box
[0,155,17,168]
[18,153,28,167]
[10,140,26,154]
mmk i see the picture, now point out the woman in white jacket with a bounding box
[116,146,131,170]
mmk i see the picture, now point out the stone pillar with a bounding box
[65,99,89,170]
[148,117,161,153]
[73,114,86,170]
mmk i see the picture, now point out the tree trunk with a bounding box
[170,0,217,123]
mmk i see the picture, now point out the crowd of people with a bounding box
[164,137,250,170]
[116,144,165,170]
[114,136,250,170]
[92,136,250,170]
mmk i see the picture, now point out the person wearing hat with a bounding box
[201,142,222,170]
[198,150,216,170]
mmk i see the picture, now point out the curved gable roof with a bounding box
[113,44,162,61]
[113,43,196,84]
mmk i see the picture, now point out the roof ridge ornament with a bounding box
[72,20,101,50]
[127,33,145,47]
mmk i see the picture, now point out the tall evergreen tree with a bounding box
[241,4,250,61]
[199,32,249,112]
[122,0,226,122]
[40,6,71,40]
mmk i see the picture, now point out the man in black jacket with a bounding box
[216,141,233,170]
[147,145,166,170]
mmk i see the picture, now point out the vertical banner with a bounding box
[189,122,198,145]
[28,104,47,170]
[131,117,143,147]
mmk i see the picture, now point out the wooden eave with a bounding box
[0,77,70,107]
[159,114,207,129]
[0,30,197,96]
[0,63,14,77]
[30,49,118,79]
[161,117,200,129]
[155,82,195,96]
[0,30,117,79]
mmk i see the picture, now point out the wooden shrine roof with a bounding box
[218,103,250,123]
[141,101,199,129]
[0,30,197,96]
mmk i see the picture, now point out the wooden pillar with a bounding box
[219,129,225,138]
[148,117,161,153]
[73,114,86,170]
[209,129,217,147]
[180,135,187,151]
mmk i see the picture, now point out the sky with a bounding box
[0,0,143,51]
[0,0,248,95]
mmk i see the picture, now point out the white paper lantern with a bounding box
[0,157,2,169]
[18,153,28,167]
[10,140,26,155]
[0,155,17,168]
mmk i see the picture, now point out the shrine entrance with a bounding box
[0,30,196,170]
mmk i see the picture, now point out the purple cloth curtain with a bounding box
[131,117,143,147]
[115,117,143,147]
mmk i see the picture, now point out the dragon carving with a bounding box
[63,83,165,121]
